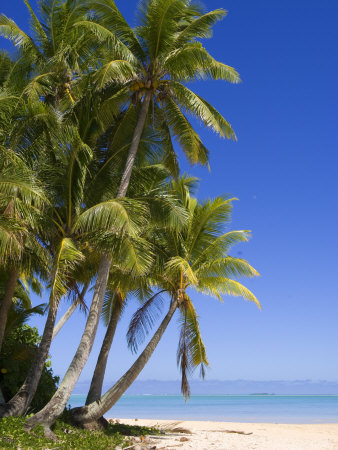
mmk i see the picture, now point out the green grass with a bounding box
[0,417,161,449]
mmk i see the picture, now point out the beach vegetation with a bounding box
[0,416,160,449]
[0,325,59,413]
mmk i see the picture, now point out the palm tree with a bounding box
[81,0,239,185]
[26,0,240,433]
[69,176,260,428]
[0,55,44,353]
[0,147,48,352]
[84,162,186,407]
[0,0,98,108]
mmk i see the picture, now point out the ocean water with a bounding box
[68,394,338,423]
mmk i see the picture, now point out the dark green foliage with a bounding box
[0,417,160,448]
[0,325,59,412]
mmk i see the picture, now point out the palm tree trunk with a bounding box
[0,267,20,352]
[52,283,89,341]
[116,94,151,198]
[25,254,111,432]
[0,301,58,417]
[52,303,78,341]
[25,94,152,433]
[85,292,123,405]
[70,299,178,428]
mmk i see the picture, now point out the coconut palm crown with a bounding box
[128,176,261,398]
[81,0,240,174]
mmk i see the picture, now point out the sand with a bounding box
[116,418,338,449]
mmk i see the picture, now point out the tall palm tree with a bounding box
[84,159,187,407]
[0,148,48,352]
[26,0,240,433]
[69,177,260,428]
[0,0,98,108]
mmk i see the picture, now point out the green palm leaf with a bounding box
[170,81,235,138]
[175,9,227,46]
[163,97,209,165]
[94,60,136,90]
[49,237,84,305]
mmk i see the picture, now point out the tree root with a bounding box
[71,415,109,431]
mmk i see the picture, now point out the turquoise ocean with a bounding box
[69,395,338,423]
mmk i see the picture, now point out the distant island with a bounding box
[73,379,338,396]
[250,393,275,395]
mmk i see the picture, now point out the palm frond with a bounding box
[164,256,198,286]
[127,290,164,353]
[198,277,261,308]
[49,237,84,305]
[177,295,208,400]
[23,0,49,48]
[74,198,146,236]
[164,42,240,84]
[141,0,187,59]
[102,288,125,327]
[0,14,39,52]
[197,256,260,279]
[192,230,251,267]
[163,97,209,166]
[23,72,54,100]
[171,82,236,139]
[94,59,136,90]
[175,9,227,46]
[74,20,138,64]
[89,0,145,61]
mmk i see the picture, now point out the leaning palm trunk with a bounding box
[0,302,58,417]
[52,302,78,341]
[52,283,89,341]
[70,299,178,428]
[25,95,151,433]
[0,267,20,352]
[85,292,123,405]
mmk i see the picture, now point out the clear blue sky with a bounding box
[1,0,338,388]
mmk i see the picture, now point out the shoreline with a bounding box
[113,418,338,449]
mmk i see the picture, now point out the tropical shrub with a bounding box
[0,325,59,412]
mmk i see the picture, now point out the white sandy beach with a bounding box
[116,418,338,450]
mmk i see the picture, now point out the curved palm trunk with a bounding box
[25,254,111,432]
[52,283,89,341]
[0,301,58,417]
[26,93,152,433]
[52,303,78,341]
[70,300,178,428]
[0,267,20,352]
[85,292,123,405]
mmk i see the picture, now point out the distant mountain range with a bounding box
[73,379,338,395]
